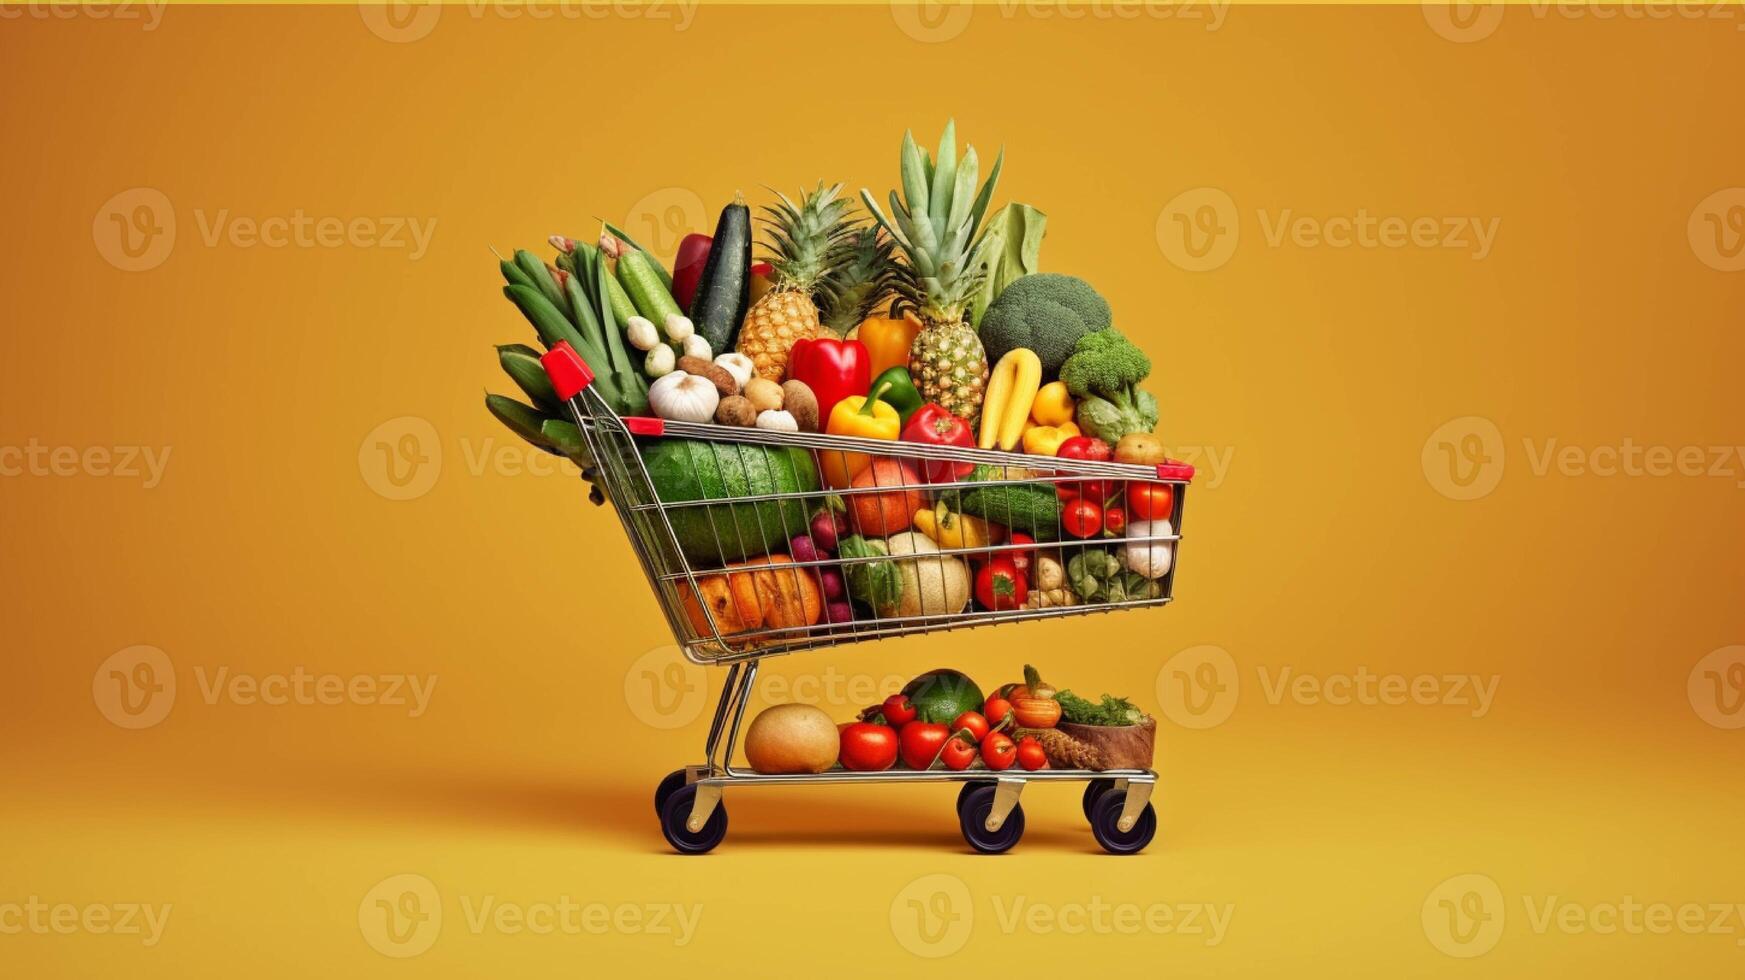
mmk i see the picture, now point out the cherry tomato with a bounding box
[881,693,917,727]
[982,696,1015,728]
[1057,437,1114,501]
[1004,532,1035,576]
[981,732,1017,771]
[975,558,1029,611]
[940,733,980,771]
[1016,736,1048,771]
[952,711,990,743]
[1062,498,1104,539]
[899,722,949,770]
[839,722,899,771]
[1127,482,1176,522]
[1103,505,1128,536]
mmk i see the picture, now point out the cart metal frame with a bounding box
[543,344,1190,854]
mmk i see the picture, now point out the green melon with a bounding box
[641,438,821,566]
[901,669,985,725]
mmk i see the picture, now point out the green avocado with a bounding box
[901,669,986,725]
[642,438,821,566]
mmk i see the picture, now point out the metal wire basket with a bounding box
[539,343,1192,855]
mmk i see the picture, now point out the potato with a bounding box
[742,377,784,414]
[1115,432,1167,465]
[780,380,820,432]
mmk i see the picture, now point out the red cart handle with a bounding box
[1156,460,1195,482]
[540,342,593,401]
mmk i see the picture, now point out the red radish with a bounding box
[810,507,847,553]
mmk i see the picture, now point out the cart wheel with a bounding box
[1082,780,1117,821]
[653,769,688,816]
[659,784,727,855]
[957,784,1025,854]
[1089,787,1156,855]
[956,780,995,815]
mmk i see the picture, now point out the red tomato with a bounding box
[839,722,899,771]
[1103,505,1128,535]
[1062,498,1104,539]
[982,696,1015,728]
[899,722,949,770]
[1056,437,1114,501]
[981,732,1017,771]
[1005,532,1035,576]
[881,694,917,727]
[940,734,979,771]
[952,711,989,743]
[975,558,1029,611]
[1016,736,1047,771]
[1127,482,1176,522]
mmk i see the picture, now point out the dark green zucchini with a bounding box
[688,193,751,352]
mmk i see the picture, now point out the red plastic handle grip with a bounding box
[540,342,593,401]
[624,417,666,437]
[1156,460,1195,482]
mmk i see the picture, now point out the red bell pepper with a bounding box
[788,337,870,420]
[901,403,975,483]
[671,233,713,311]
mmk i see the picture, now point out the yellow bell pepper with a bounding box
[821,379,901,488]
[1022,421,1080,457]
[913,501,994,551]
[1029,381,1075,426]
[857,311,923,379]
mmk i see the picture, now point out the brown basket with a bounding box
[1026,717,1156,772]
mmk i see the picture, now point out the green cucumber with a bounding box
[615,249,683,325]
[577,241,638,326]
[604,222,674,292]
[485,393,560,455]
[688,194,751,352]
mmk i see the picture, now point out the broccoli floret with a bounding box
[1060,329,1158,444]
[977,273,1112,376]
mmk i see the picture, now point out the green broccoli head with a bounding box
[977,273,1112,376]
[1062,330,1158,443]
[1058,328,1150,400]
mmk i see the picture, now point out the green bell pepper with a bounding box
[869,366,924,425]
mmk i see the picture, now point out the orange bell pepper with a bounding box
[857,311,923,379]
[821,380,901,488]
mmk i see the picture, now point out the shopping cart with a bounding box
[542,343,1193,855]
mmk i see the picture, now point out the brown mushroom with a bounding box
[780,380,820,432]
[677,355,738,398]
[714,395,757,427]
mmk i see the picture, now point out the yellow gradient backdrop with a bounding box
[1,4,1743,977]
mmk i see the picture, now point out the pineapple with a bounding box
[736,182,856,380]
[861,120,1005,419]
[817,225,899,337]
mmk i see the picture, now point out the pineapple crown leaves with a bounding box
[758,181,858,291]
[817,225,901,334]
[859,120,1005,322]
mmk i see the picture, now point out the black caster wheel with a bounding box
[654,769,688,816]
[1082,780,1117,821]
[957,784,1025,854]
[1089,787,1156,855]
[659,784,727,855]
[956,780,995,815]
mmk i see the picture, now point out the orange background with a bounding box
[2,3,1743,976]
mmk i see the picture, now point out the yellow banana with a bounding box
[995,348,1043,451]
[979,352,1014,449]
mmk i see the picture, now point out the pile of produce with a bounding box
[484,121,1182,634]
[743,665,1154,774]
